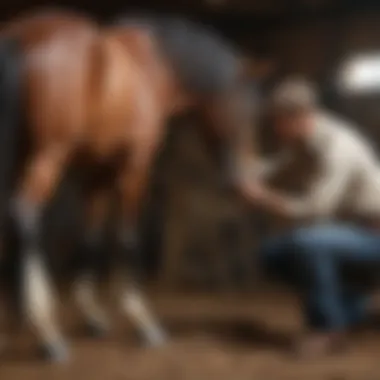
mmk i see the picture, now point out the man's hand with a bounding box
[239,179,296,218]
[240,179,267,203]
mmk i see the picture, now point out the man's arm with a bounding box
[242,142,353,219]
[249,150,293,180]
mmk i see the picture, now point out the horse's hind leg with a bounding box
[10,146,70,362]
[74,187,111,337]
[115,135,167,347]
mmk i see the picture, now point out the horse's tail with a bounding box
[0,36,24,232]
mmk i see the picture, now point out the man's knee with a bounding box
[291,227,321,252]
[291,224,362,258]
[290,225,340,254]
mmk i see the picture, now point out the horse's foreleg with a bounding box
[10,147,70,362]
[74,188,111,337]
[116,141,167,347]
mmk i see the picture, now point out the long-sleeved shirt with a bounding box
[255,111,380,220]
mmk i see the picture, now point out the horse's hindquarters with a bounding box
[22,24,97,149]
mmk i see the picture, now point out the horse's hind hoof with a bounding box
[39,340,70,363]
[85,321,110,339]
[139,326,168,348]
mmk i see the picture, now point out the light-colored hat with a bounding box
[270,77,318,111]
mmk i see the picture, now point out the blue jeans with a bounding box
[260,224,380,331]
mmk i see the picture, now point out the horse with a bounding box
[0,9,258,362]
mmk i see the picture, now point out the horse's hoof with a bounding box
[39,340,70,363]
[85,321,110,339]
[139,326,168,348]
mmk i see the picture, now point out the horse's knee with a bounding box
[117,225,141,271]
[79,227,107,277]
[10,197,42,243]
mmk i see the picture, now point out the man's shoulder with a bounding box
[317,111,356,134]
[317,111,369,147]
[314,111,378,164]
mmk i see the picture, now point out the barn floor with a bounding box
[1,289,380,380]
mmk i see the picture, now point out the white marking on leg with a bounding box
[23,250,63,348]
[121,286,167,346]
[74,274,109,331]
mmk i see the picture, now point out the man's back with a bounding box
[306,111,380,217]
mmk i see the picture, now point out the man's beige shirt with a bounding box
[256,111,380,220]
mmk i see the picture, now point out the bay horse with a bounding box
[0,10,257,362]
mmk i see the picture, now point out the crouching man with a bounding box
[244,78,380,358]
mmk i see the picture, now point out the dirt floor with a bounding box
[1,289,380,380]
